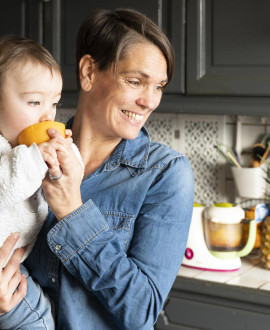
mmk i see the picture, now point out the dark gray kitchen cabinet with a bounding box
[2,0,270,114]
[187,0,270,97]
[155,276,270,330]
[0,0,42,42]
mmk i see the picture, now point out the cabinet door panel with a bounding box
[0,0,42,42]
[0,0,24,37]
[187,0,270,96]
[162,0,185,95]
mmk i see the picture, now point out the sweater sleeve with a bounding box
[0,143,48,208]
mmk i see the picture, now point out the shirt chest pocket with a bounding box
[101,211,135,252]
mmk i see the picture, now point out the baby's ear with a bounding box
[79,54,95,91]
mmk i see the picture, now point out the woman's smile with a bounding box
[121,110,143,123]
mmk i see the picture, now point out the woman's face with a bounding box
[85,42,168,141]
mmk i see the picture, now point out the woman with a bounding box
[0,8,193,329]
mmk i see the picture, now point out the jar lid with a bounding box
[204,204,245,224]
[194,202,204,207]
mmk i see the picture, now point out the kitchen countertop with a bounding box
[178,252,270,291]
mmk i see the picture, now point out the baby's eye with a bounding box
[28,101,40,106]
[52,102,61,109]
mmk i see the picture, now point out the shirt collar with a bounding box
[66,117,151,172]
[107,126,150,171]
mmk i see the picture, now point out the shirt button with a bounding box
[55,244,62,251]
[51,277,56,283]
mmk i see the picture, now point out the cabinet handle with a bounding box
[160,309,169,326]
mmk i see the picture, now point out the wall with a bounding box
[56,109,270,207]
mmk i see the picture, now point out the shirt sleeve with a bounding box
[0,143,48,208]
[47,156,194,329]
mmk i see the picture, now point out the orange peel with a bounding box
[18,121,65,146]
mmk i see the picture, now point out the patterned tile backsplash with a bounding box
[180,115,225,205]
[145,113,181,150]
[146,114,226,205]
[57,108,270,206]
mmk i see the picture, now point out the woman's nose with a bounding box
[136,88,159,111]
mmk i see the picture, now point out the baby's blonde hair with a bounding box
[0,35,61,97]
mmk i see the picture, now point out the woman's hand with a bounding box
[0,233,27,315]
[42,129,83,221]
[37,128,73,178]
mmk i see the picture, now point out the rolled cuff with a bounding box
[47,199,109,262]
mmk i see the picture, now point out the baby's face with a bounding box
[0,60,62,146]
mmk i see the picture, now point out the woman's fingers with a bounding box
[40,148,59,168]
[65,137,73,144]
[47,128,65,140]
[11,273,27,307]
[65,129,72,138]
[2,247,25,283]
[0,233,20,270]
[0,272,27,314]
[38,135,71,169]
[48,165,62,180]
[5,268,23,297]
[0,237,27,314]
[42,128,84,220]
[42,146,83,220]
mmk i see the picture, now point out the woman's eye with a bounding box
[28,101,40,106]
[127,80,140,87]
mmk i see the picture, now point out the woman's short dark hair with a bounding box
[76,8,175,90]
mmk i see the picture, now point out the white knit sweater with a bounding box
[0,134,83,263]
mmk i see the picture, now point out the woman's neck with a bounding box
[71,111,122,176]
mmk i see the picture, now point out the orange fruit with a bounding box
[18,121,65,146]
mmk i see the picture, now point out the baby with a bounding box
[0,35,83,329]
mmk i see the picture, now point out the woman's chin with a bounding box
[121,128,141,140]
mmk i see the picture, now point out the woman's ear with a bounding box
[79,55,95,91]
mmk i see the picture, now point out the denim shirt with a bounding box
[25,125,194,330]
